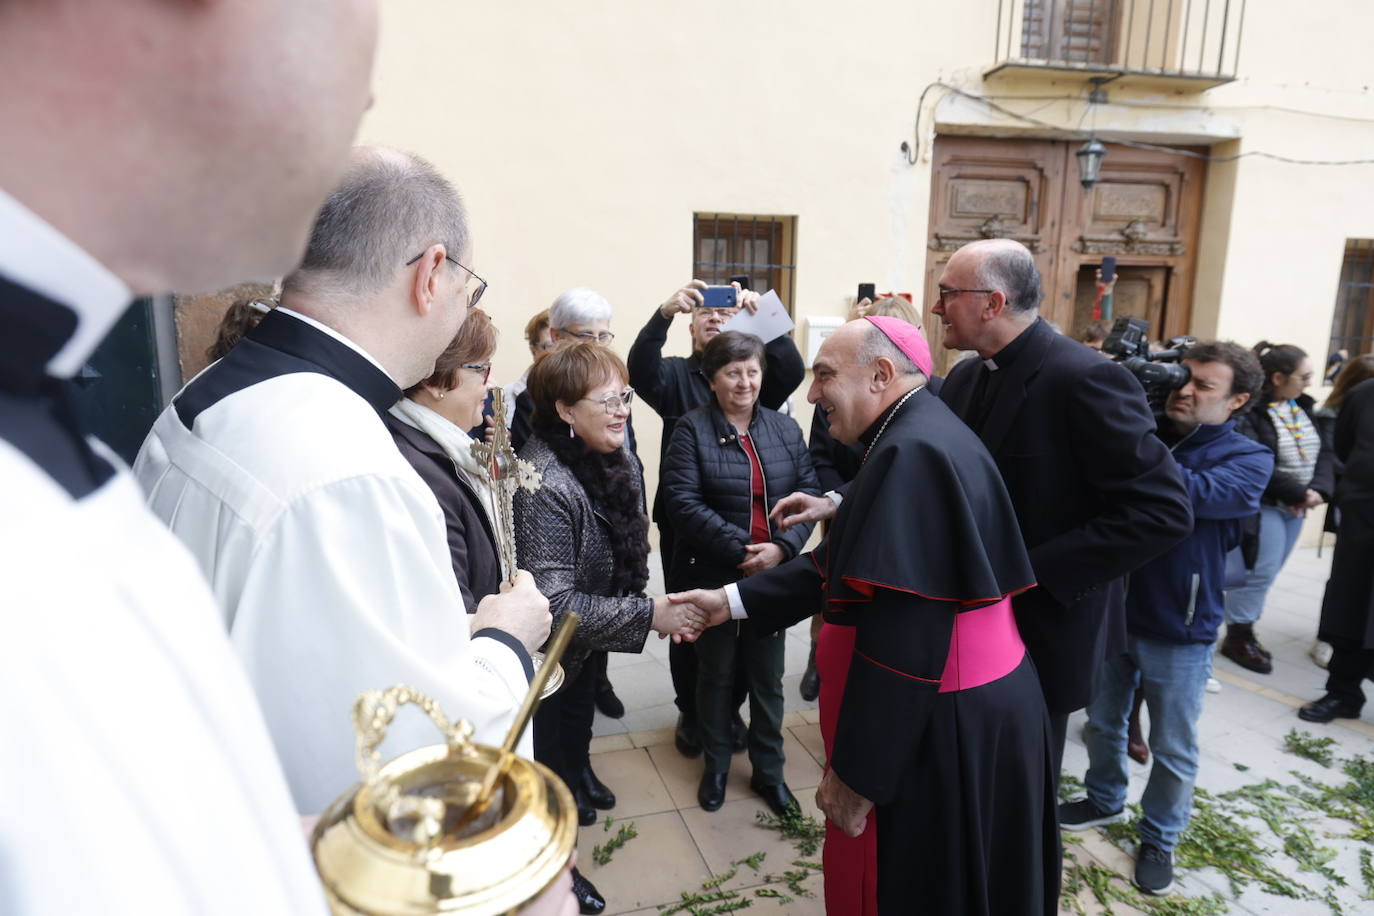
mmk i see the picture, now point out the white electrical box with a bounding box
[805,316,844,365]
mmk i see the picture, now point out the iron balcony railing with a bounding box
[991,0,1244,83]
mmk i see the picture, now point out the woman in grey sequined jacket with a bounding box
[517,433,660,681]
[512,343,701,906]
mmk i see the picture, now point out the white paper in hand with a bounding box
[721,290,795,343]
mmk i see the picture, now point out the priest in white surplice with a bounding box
[135,149,551,814]
[0,3,382,914]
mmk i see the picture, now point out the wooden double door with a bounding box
[923,135,1206,372]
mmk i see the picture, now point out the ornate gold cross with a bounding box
[470,387,542,582]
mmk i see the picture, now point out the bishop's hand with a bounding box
[471,569,551,653]
[769,491,835,531]
[816,769,873,839]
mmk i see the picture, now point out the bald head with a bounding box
[808,320,925,444]
[934,239,1042,356]
[0,0,378,293]
[283,147,470,299]
[959,239,1042,314]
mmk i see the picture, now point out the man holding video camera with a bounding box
[1060,341,1273,896]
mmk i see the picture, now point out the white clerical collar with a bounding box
[272,306,395,382]
[982,357,999,371]
[0,187,132,378]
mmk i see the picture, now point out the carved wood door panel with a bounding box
[922,137,1064,365]
[925,135,1205,371]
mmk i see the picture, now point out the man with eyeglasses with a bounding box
[930,239,1192,788]
[135,148,553,817]
[628,279,805,757]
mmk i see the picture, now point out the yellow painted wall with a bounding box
[357,1,1374,533]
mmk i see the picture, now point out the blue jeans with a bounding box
[1224,505,1304,626]
[1084,635,1212,853]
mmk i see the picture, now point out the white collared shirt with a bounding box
[0,191,327,915]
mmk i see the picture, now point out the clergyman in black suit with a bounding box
[931,238,1193,775]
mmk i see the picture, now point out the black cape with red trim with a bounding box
[737,386,1056,915]
[824,385,1036,609]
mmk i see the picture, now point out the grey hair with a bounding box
[549,287,613,329]
[282,150,469,297]
[976,243,1043,314]
[857,324,924,378]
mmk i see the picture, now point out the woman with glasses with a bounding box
[515,341,704,916]
[661,331,820,817]
[511,287,622,453]
[1221,341,1335,673]
[385,309,503,610]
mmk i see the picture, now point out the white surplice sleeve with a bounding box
[231,471,532,814]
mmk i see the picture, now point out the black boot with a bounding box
[594,676,625,719]
[799,643,820,702]
[580,765,616,810]
[571,867,606,914]
[1220,623,1272,674]
[574,786,596,826]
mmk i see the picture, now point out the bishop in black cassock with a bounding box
[674,317,1058,915]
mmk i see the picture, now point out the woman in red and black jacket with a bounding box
[662,331,819,817]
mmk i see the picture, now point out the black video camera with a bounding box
[1100,316,1196,409]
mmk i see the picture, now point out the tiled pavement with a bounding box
[582,547,1374,914]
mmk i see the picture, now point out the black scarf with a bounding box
[536,420,650,596]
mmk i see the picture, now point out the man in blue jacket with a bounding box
[1060,341,1273,896]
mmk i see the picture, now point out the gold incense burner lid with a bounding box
[312,686,576,915]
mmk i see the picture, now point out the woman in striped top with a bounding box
[1220,341,1335,674]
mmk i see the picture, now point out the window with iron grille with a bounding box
[692,213,797,313]
[1328,239,1374,362]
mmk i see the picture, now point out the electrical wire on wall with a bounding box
[902,81,1374,167]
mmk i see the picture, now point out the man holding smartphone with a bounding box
[628,279,805,755]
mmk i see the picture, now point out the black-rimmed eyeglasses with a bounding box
[580,387,635,414]
[937,287,994,307]
[404,250,488,308]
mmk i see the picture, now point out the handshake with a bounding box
[649,589,734,643]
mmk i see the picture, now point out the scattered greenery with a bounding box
[1067,743,1374,915]
[602,815,614,832]
[731,852,766,872]
[658,887,740,916]
[591,821,637,866]
[700,867,737,889]
[1285,728,1338,768]
[1059,771,1087,803]
[1060,857,1227,915]
[1234,763,1250,772]
[753,887,792,905]
[765,867,817,899]
[754,807,825,857]
[658,869,755,916]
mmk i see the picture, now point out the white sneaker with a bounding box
[1205,677,1222,694]
[1310,640,1333,670]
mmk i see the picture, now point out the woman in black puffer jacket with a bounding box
[661,331,820,816]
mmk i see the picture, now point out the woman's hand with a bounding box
[651,595,705,642]
[737,542,783,576]
[1302,488,1324,509]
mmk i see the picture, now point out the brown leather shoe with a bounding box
[1220,635,1273,674]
